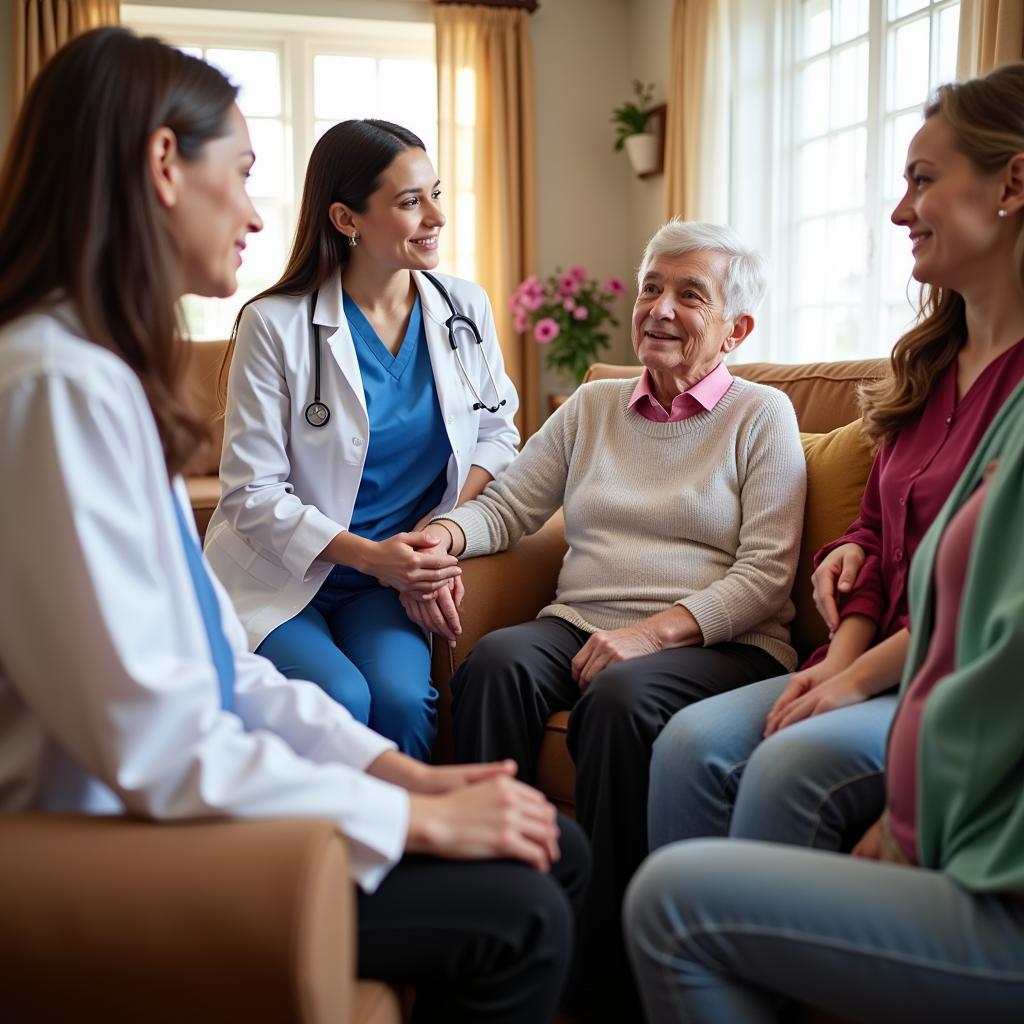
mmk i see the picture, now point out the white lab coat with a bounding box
[205,270,520,650]
[0,306,408,891]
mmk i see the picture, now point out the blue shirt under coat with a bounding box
[325,292,452,590]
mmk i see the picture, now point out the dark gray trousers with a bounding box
[451,616,784,1022]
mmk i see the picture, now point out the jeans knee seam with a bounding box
[807,768,885,847]
[657,921,1024,983]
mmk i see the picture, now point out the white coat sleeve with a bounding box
[218,303,343,580]
[467,289,521,477]
[0,371,407,892]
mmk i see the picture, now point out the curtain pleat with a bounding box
[957,0,1024,78]
[435,5,540,434]
[663,0,729,222]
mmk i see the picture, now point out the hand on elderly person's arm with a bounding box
[570,606,704,691]
[398,520,468,644]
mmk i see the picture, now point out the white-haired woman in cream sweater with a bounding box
[419,220,807,1024]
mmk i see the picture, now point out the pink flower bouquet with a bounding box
[510,265,623,384]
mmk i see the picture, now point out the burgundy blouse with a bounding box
[803,336,1024,668]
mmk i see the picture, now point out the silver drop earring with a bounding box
[348,233,360,247]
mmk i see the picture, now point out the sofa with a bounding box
[428,357,888,811]
[0,814,404,1024]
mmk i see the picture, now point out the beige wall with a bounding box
[531,0,635,379]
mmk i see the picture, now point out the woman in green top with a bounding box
[623,376,1024,1022]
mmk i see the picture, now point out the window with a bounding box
[122,6,437,340]
[731,0,959,363]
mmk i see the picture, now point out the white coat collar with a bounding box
[310,270,453,328]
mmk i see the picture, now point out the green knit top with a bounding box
[903,376,1024,892]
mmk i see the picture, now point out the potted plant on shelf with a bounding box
[612,79,659,176]
[511,265,625,394]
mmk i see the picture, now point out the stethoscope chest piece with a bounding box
[305,401,330,428]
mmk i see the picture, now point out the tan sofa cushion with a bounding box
[584,357,888,434]
[793,420,878,659]
[183,339,230,477]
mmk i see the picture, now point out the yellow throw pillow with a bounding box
[792,419,878,660]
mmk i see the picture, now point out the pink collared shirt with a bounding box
[627,361,734,422]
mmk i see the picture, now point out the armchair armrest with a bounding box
[0,814,354,1024]
[431,511,567,763]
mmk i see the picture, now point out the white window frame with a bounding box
[729,0,959,364]
[122,5,436,337]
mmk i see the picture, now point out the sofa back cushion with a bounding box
[584,357,888,434]
[795,421,877,658]
[183,339,231,477]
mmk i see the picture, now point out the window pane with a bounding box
[795,306,827,361]
[884,302,916,353]
[826,304,861,359]
[935,3,960,88]
[883,210,915,302]
[885,110,922,199]
[830,40,868,128]
[830,126,867,208]
[378,58,437,157]
[799,0,831,58]
[795,218,828,301]
[178,46,203,59]
[205,48,280,117]
[314,55,377,121]
[797,139,828,217]
[245,119,285,199]
[888,17,930,110]
[827,212,868,304]
[834,0,868,44]
[888,0,929,19]
[799,57,830,138]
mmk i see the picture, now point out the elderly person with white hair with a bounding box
[418,219,807,1021]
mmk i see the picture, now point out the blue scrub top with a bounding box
[327,291,452,589]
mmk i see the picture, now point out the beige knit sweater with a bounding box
[443,377,807,670]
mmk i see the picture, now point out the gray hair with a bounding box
[637,219,768,319]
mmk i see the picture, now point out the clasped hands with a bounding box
[359,522,465,647]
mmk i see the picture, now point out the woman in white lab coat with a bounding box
[0,28,584,1023]
[205,119,520,759]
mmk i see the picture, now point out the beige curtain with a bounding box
[13,0,120,110]
[957,0,1024,78]
[664,0,730,222]
[434,5,539,434]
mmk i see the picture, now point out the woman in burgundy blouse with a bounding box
[647,62,1024,855]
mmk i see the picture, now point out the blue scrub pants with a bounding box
[258,576,437,760]
[625,839,1024,1023]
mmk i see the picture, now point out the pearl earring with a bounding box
[348,233,360,247]
[998,209,1009,219]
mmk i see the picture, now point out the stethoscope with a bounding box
[304,271,506,428]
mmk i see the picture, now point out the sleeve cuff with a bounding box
[343,782,409,894]
[676,591,732,647]
[305,714,398,771]
[282,506,346,581]
[436,507,495,559]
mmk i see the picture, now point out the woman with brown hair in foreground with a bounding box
[0,28,586,1024]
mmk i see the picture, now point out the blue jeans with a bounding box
[257,577,437,760]
[648,674,896,851]
[625,839,1024,1023]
